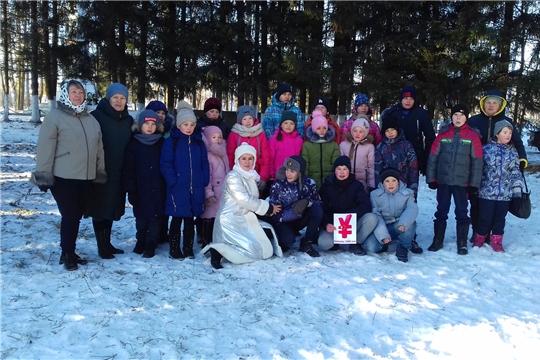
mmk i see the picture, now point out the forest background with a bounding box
[2,0,540,125]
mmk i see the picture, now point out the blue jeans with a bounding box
[435,184,470,226]
[364,221,416,253]
[274,204,323,248]
[317,213,378,250]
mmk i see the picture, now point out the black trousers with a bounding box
[50,176,93,253]
[169,217,195,242]
[136,216,162,247]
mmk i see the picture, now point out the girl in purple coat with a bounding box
[200,126,230,246]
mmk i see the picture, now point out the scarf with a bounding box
[58,82,87,114]
[233,164,260,182]
[134,133,162,145]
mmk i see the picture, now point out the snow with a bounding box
[1,114,540,359]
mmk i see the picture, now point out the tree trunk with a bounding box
[50,0,58,107]
[165,2,178,113]
[2,1,10,121]
[30,1,40,122]
[497,1,514,95]
[136,1,148,111]
[118,11,126,85]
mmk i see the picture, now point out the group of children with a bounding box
[123,83,526,265]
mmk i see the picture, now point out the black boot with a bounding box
[59,252,88,265]
[457,224,469,255]
[143,242,156,258]
[133,234,145,255]
[183,234,195,259]
[410,234,423,254]
[104,227,124,254]
[198,219,208,247]
[396,244,408,263]
[195,217,203,244]
[95,229,114,259]
[299,238,320,258]
[169,233,184,260]
[349,244,366,256]
[428,222,447,252]
[210,248,223,269]
[158,216,169,244]
[201,219,215,247]
[63,251,79,271]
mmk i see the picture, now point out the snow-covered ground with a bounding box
[1,114,540,359]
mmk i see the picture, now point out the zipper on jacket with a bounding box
[77,115,91,180]
[171,194,177,213]
[55,151,71,159]
[188,136,193,194]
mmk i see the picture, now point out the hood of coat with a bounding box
[479,89,508,117]
[382,128,407,145]
[96,98,130,119]
[305,125,336,143]
[201,130,227,158]
[271,92,298,111]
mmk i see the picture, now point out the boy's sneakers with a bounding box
[396,245,408,263]
[410,238,423,254]
[299,238,320,257]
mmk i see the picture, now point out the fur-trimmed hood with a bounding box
[305,125,336,143]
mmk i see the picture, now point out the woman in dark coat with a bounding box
[86,83,134,259]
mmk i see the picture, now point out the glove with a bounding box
[258,180,267,191]
[467,186,478,195]
[127,192,138,207]
[38,185,49,193]
[519,159,527,174]
[511,196,521,209]
[292,199,309,216]
[468,192,478,206]
[428,182,438,190]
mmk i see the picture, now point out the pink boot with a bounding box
[473,233,487,248]
[490,234,505,252]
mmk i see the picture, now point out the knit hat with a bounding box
[333,156,351,172]
[202,125,223,143]
[380,167,401,183]
[401,86,417,100]
[451,104,470,118]
[315,97,330,111]
[311,110,328,132]
[176,100,197,127]
[485,95,503,106]
[280,110,297,126]
[236,105,256,123]
[146,100,167,114]
[381,117,399,134]
[234,142,257,167]
[351,116,370,133]
[203,97,222,113]
[276,83,293,99]
[138,110,159,128]
[494,119,513,136]
[354,93,370,109]
[105,82,128,101]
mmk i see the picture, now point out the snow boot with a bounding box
[299,238,320,258]
[63,252,79,271]
[158,217,169,244]
[456,224,469,255]
[410,235,423,254]
[104,227,124,255]
[59,252,88,266]
[182,235,195,259]
[169,233,185,260]
[210,248,223,269]
[396,244,408,263]
[95,229,114,259]
[349,244,367,256]
[195,217,203,244]
[328,244,340,251]
[428,222,447,252]
[206,218,215,246]
[472,233,487,248]
[133,234,145,255]
[143,233,157,258]
[490,234,505,252]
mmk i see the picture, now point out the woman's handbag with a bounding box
[509,175,531,219]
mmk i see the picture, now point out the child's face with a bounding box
[285,168,299,182]
[141,121,157,135]
[497,127,512,144]
[279,92,292,103]
[179,121,195,135]
[211,133,223,144]
[401,97,415,110]
[314,104,328,117]
[155,110,166,123]
[356,104,369,114]
[383,176,399,192]
[451,112,467,128]
[238,154,254,171]
[206,109,220,120]
[484,99,501,117]
[352,126,366,142]
[335,165,350,180]
[385,128,398,139]
[315,126,328,136]
[281,120,296,134]
[241,116,254,127]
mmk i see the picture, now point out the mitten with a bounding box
[467,186,478,194]
[428,182,438,190]
[519,159,527,174]
[258,180,267,191]
[38,185,49,193]
[292,199,309,216]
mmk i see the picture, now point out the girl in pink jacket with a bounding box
[339,116,375,190]
[200,126,230,246]
[268,110,304,180]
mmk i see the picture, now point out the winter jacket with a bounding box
[339,135,375,189]
[226,121,270,181]
[122,137,166,219]
[384,104,435,174]
[262,93,305,139]
[479,141,525,201]
[160,127,210,217]
[301,126,340,189]
[268,128,303,179]
[32,103,106,187]
[85,98,134,221]
[370,180,418,243]
[467,89,527,161]
[340,115,382,146]
[202,169,282,264]
[319,173,372,228]
[304,114,341,144]
[269,172,322,223]
[163,113,174,139]
[374,129,419,192]
[201,137,230,219]
[426,123,483,188]
[196,114,231,140]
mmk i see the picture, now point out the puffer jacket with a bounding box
[160,127,210,217]
[426,122,483,188]
[319,173,372,228]
[226,121,270,181]
[262,93,305,139]
[268,128,303,179]
[340,115,381,146]
[339,134,375,189]
[375,129,418,192]
[196,114,231,140]
[304,113,341,144]
[301,126,340,189]
[32,103,106,186]
[201,137,230,219]
[370,180,418,243]
[479,141,525,201]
